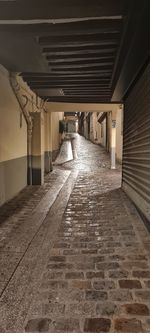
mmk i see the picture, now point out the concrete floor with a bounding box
[0,134,149,333]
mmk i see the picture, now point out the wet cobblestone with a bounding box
[0,134,149,333]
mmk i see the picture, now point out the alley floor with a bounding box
[0,134,150,333]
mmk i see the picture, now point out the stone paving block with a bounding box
[65,272,84,279]
[75,263,95,270]
[54,318,80,332]
[96,302,118,316]
[47,263,73,270]
[132,271,150,278]
[93,280,116,290]
[25,318,52,332]
[122,303,149,316]
[96,262,120,270]
[58,288,85,302]
[48,256,66,262]
[84,318,111,332]
[119,279,142,289]
[123,261,149,269]
[66,302,95,316]
[70,280,91,290]
[109,290,132,302]
[86,271,105,279]
[114,318,143,332]
[144,280,150,288]
[134,290,150,301]
[108,270,129,279]
[41,280,68,290]
[30,302,65,316]
[42,272,63,280]
[85,290,108,301]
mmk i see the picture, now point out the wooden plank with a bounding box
[25,80,110,85]
[43,45,117,53]
[0,19,122,36]
[63,88,111,91]
[0,0,128,20]
[65,91,111,97]
[41,96,112,103]
[49,63,113,70]
[40,41,119,48]
[46,54,115,61]
[24,83,111,87]
[22,72,111,78]
[48,59,114,66]
[39,32,120,45]
[50,68,112,73]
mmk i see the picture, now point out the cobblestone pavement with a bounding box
[0,134,150,333]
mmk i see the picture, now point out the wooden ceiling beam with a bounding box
[29,68,111,79]
[25,80,110,85]
[49,63,113,70]
[0,19,122,35]
[63,88,111,91]
[64,92,111,95]
[65,91,111,96]
[46,54,115,62]
[39,32,120,45]
[40,41,118,49]
[43,45,117,54]
[27,83,110,87]
[47,59,114,66]
[0,1,128,20]
[27,80,111,85]
[42,96,111,103]
[50,68,112,74]
[22,72,111,78]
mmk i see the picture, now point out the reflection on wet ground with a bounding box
[0,134,149,333]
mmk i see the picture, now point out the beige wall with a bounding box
[0,66,64,204]
[0,66,27,163]
[51,112,64,157]
[89,112,106,147]
[0,65,27,205]
[84,108,123,163]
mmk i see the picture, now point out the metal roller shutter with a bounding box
[122,63,150,223]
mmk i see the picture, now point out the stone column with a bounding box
[111,110,117,169]
[31,112,44,185]
[44,112,53,173]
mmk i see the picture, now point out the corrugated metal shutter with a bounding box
[122,63,150,222]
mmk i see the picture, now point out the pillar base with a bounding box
[32,155,44,185]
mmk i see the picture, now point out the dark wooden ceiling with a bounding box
[0,0,130,103]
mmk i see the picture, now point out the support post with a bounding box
[27,124,33,185]
[31,113,44,185]
[111,111,117,169]
[44,112,53,173]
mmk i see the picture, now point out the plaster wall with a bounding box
[51,112,64,160]
[0,65,27,205]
